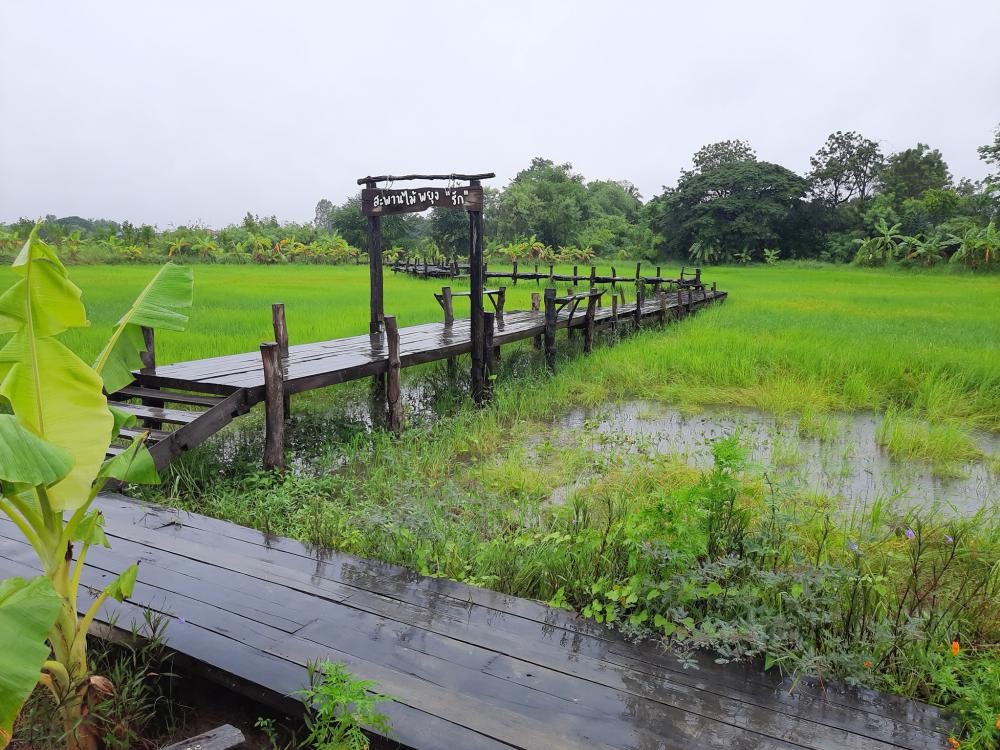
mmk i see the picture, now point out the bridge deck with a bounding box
[137,291,725,396]
[0,494,951,750]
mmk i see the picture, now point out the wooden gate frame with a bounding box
[357,172,495,405]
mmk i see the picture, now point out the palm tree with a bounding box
[167,238,191,257]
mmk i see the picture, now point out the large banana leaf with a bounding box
[0,228,113,511]
[0,575,61,748]
[93,263,193,394]
[0,415,73,489]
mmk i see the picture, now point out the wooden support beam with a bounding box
[441,286,455,325]
[589,266,596,288]
[384,315,403,437]
[137,326,164,427]
[469,182,486,407]
[260,342,285,471]
[271,303,290,418]
[543,287,557,372]
[531,292,541,350]
[496,286,506,329]
[634,280,644,329]
[483,311,496,398]
[658,291,667,325]
[584,293,597,354]
[572,265,578,287]
[611,293,619,333]
[367,212,383,335]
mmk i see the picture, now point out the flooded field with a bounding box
[552,401,1000,514]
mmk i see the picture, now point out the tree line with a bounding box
[4,124,999,269]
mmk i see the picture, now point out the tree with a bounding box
[648,160,807,258]
[682,139,757,177]
[495,158,590,247]
[808,131,884,204]
[880,144,951,202]
[314,199,335,231]
[977,122,1000,173]
[428,208,469,260]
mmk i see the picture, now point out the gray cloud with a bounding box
[2,0,998,226]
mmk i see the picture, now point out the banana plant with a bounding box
[0,227,193,750]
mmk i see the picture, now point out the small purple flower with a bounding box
[945,534,954,544]
[848,540,859,553]
[177,616,186,624]
[905,528,915,540]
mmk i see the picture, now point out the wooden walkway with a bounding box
[107,289,727,470]
[0,494,951,749]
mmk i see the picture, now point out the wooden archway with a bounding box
[357,172,494,403]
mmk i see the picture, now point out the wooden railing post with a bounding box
[611,293,619,333]
[483,311,496,398]
[634,279,644,329]
[658,291,667,325]
[441,286,457,379]
[384,315,403,437]
[584,294,597,354]
[572,265,578,287]
[531,292,541,350]
[610,266,617,297]
[543,287,557,372]
[260,342,285,471]
[138,326,163,428]
[654,266,662,294]
[442,286,455,326]
[496,286,506,329]
[271,303,291,418]
[512,260,518,286]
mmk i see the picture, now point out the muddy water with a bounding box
[553,401,1000,514]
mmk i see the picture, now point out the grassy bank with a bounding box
[2,262,997,431]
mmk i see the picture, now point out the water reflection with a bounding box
[552,401,999,514]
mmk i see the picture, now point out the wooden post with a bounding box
[531,292,541,350]
[658,291,667,325]
[610,266,617,297]
[584,294,597,354]
[548,262,554,284]
[384,316,403,437]
[260,342,285,471]
[469,180,486,406]
[139,326,156,370]
[442,286,455,326]
[655,266,662,293]
[496,287,506,329]
[483,311,496,397]
[271,303,291,418]
[589,266,596,288]
[634,280,644,328]
[137,326,163,428]
[366,182,383,335]
[712,281,717,293]
[534,261,539,286]
[442,285,457,378]
[512,260,518,286]
[572,265,578,287]
[543,287,557,372]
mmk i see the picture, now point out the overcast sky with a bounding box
[2,1,998,227]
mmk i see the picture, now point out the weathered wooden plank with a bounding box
[160,724,244,750]
[111,402,201,425]
[112,387,224,408]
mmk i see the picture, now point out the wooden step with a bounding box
[119,426,173,443]
[105,445,126,456]
[112,402,201,425]
[112,386,224,408]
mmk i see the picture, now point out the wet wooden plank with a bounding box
[63,506,951,746]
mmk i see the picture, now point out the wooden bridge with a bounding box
[107,285,726,472]
[0,494,953,749]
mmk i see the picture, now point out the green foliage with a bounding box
[649,160,808,259]
[853,219,903,266]
[808,130,884,204]
[0,229,190,750]
[296,661,393,750]
[880,143,952,202]
[0,577,62,746]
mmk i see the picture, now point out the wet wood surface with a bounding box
[0,494,952,750]
[138,290,727,395]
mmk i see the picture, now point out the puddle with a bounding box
[550,401,1000,515]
